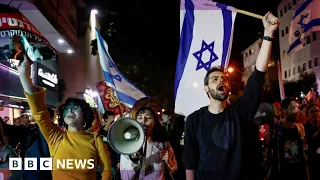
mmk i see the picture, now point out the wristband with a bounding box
[263,36,273,41]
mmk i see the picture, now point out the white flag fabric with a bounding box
[96,29,148,108]
[288,0,320,54]
[175,0,236,116]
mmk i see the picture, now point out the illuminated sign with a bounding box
[36,63,58,91]
[38,68,58,84]
[0,59,19,72]
[0,5,57,62]
[0,58,33,77]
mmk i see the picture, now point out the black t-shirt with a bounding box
[277,127,308,179]
[184,69,266,180]
[279,128,304,165]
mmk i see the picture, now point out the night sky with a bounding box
[83,0,281,108]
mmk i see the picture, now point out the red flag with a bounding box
[96,81,129,115]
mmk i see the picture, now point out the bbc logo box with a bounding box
[9,158,53,170]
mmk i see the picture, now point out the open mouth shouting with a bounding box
[217,83,226,92]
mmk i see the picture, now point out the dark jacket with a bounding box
[23,124,52,180]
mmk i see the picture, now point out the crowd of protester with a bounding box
[1,79,320,180]
[1,55,319,179]
[0,55,319,180]
[0,12,319,179]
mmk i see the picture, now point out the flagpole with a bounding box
[233,9,264,20]
[229,7,279,24]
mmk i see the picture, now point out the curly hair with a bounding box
[133,106,169,142]
[55,98,94,130]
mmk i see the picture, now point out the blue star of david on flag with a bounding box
[113,75,122,82]
[297,13,309,29]
[193,40,219,71]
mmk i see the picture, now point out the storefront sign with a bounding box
[0,4,58,67]
[36,63,58,91]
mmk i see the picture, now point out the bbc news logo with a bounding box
[9,158,95,170]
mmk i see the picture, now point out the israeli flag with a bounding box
[288,0,320,54]
[96,29,148,108]
[175,0,236,116]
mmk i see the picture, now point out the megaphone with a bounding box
[107,117,146,155]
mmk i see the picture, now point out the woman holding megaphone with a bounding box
[119,106,177,180]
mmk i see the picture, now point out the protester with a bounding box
[17,55,112,180]
[0,116,22,179]
[22,107,54,180]
[161,110,175,133]
[120,105,177,179]
[272,102,282,122]
[14,117,22,126]
[98,110,115,137]
[0,115,34,157]
[3,116,10,124]
[98,110,121,180]
[184,12,279,180]
[162,110,185,180]
[268,98,308,180]
[21,114,31,126]
[304,103,320,180]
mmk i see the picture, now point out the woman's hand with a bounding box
[160,150,169,163]
[17,55,31,76]
[17,54,36,94]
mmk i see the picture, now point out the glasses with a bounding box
[63,104,81,118]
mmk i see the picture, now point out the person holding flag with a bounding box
[184,11,279,180]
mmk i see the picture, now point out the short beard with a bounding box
[208,87,229,101]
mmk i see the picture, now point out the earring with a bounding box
[83,122,86,128]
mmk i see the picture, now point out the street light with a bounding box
[58,39,64,44]
[227,67,234,73]
[91,9,98,15]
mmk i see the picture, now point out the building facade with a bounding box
[58,10,105,115]
[277,0,320,93]
[241,38,279,91]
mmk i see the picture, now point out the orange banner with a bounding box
[96,81,129,115]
